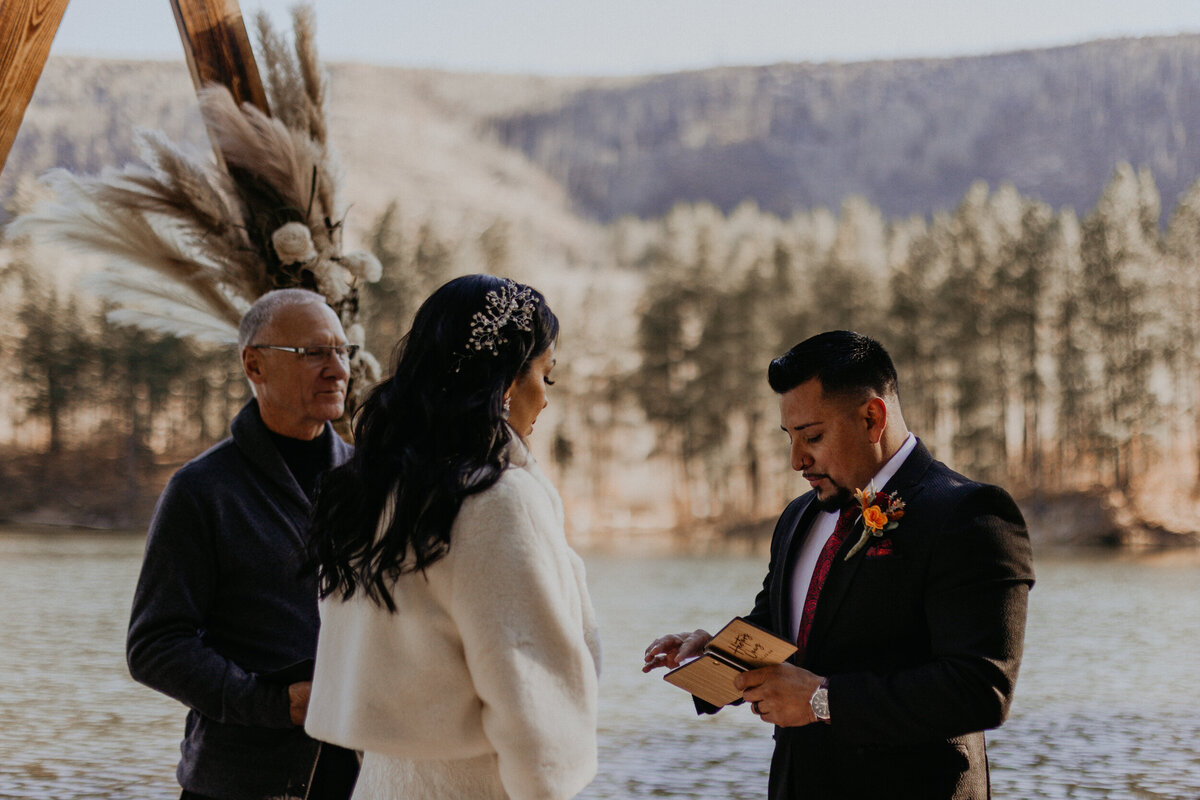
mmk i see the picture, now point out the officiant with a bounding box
[127,290,360,800]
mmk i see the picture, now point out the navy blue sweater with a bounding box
[127,400,352,799]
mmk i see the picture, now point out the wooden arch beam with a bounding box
[0,0,269,176]
[0,0,71,170]
[170,0,269,114]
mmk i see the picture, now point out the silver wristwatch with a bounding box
[810,678,830,722]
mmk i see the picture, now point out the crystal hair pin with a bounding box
[465,279,535,355]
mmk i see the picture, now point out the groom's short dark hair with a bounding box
[768,330,899,400]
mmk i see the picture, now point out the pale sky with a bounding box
[49,0,1200,76]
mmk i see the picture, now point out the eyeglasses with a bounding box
[251,344,360,365]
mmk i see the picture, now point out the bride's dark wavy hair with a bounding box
[307,274,559,610]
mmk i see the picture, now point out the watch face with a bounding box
[811,687,830,720]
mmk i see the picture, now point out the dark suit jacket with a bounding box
[739,440,1034,800]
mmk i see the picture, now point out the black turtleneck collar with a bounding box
[267,425,335,501]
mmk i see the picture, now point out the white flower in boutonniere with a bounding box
[844,484,905,560]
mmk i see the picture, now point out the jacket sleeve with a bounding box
[125,474,292,729]
[449,477,599,800]
[694,495,809,716]
[745,494,809,631]
[830,484,1035,743]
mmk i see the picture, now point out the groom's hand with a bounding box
[736,664,824,727]
[642,630,712,672]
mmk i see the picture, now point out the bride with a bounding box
[305,275,600,799]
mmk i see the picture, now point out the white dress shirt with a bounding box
[788,433,917,641]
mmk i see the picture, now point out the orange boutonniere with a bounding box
[844,485,905,561]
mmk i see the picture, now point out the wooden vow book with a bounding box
[663,617,797,707]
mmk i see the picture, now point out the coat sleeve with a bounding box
[449,476,599,800]
[745,494,809,632]
[692,495,810,716]
[830,484,1035,743]
[125,473,292,729]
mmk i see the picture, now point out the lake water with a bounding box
[0,529,1197,799]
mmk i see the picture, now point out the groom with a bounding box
[645,330,1034,799]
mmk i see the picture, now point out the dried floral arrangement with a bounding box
[10,5,383,407]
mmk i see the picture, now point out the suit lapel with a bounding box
[804,517,866,660]
[804,440,934,661]
[880,438,933,497]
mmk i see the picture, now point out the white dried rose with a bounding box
[346,323,366,346]
[342,251,383,283]
[272,222,317,264]
[312,259,353,301]
[353,349,382,384]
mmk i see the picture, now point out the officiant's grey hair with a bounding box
[238,289,330,351]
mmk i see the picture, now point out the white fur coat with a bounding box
[306,437,600,800]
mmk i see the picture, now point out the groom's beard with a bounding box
[813,483,854,513]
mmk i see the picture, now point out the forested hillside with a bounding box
[3,39,1200,548]
[490,35,1200,222]
[9,36,1200,231]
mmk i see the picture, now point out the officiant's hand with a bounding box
[737,664,824,727]
[288,681,312,726]
[642,630,712,672]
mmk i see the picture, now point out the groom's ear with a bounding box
[863,397,887,444]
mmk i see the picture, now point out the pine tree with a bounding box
[1078,164,1164,490]
[13,269,92,455]
[1163,175,1200,492]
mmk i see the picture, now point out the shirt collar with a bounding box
[867,432,917,492]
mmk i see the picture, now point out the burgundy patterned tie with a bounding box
[795,505,858,660]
